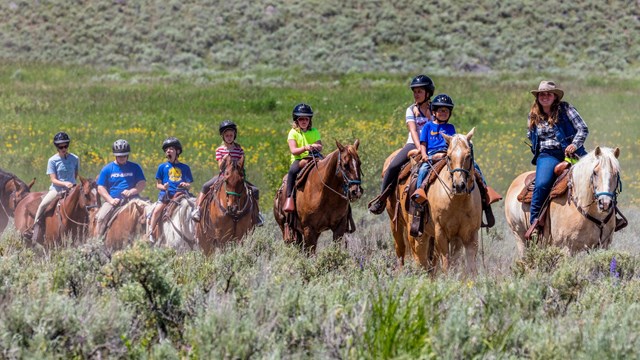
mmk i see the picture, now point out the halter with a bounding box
[444,138,475,194]
[312,149,362,201]
[570,164,623,243]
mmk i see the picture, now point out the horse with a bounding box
[384,129,482,275]
[196,155,260,255]
[149,195,197,251]
[98,198,150,251]
[274,140,363,254]
[505,146,622,256]
[14,176,99,247]
[0,169,35,233]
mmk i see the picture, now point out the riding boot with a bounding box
[409,202,425,237]
[411,188,428,205]
[368,184,393,215]
[31,220,43,243]
[486,186,503,204]
[283,197,295,213]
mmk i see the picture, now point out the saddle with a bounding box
[517,167,571,204]
[294,156,317,190]
[161,193,188,222]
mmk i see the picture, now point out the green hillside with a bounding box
[2,0,639,74]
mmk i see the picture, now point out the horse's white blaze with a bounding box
[352,158,359,179]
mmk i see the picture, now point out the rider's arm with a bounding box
[133,180,146,196]
[155,179,167,191]
[49,173,73,189]
[288,139,309,156]
[407,121,421,149]
[98,185,118,206]
[310,140,322,152]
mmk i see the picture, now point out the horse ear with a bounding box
[353,139,360,150]
[335,140,344,152]
[466,127,475,141]
[442,133,452,145]
[614,147,620,158]
[238,155,245,169]
[27,178,36,190]
[595,146,601,156]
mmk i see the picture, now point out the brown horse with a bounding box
[385,130,482,275]
[14,176,99,247]
[97,198,149,250]
[196,155,260,255]
[0,169,35,233]
[505,147,622,256]
[274,140,363,253]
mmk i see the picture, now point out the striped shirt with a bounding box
[216,145,244,162]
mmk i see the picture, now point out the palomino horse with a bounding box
[385,129,482,274]
[97,198,150,250]
[274,140,363,253]
[14,176,99,246]
[505,147,622,256]
[0,169,35,233]
[148,195,197,251]
[196,155,260,255]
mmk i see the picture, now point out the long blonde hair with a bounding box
[528,98,562,130]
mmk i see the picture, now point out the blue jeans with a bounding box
[530,149,564,225]
[416,162,431,189]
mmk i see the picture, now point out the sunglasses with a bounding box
[57,144,69,149]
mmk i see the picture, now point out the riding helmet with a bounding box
[430,93,455,112]
[162,137,182,154]
[219,120,238,139]
[409,74,435,96]
[53,131,71,145]
[292,103,314,122]
[112,139,131,156]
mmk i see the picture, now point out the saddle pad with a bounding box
[294,157,316,189]
[517,169,571,204]
[397,153,424,183]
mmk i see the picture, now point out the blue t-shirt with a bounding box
[97,161,146,199]
[419,122,457,155]
[155,161,193,200]
[47,153,79,191]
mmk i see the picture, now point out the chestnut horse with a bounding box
[0,169,35,233]
[96,198,150,250]
[384,130,482,274]
[274,140,363,253]
[505,147,622,256]
[14,176,98,247]
[196,155,259,255]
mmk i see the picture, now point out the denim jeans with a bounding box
[416,162,431,189]
[530,149,564,224]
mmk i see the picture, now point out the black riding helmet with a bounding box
[430,93,455,112]
[219,120,238,140]
[409,75,435,97]
[53,131,71,145]
[292,103,313,122]
[162,137,182,155]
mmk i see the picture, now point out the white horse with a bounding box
[147,196,198,251]
[505,147,622,256]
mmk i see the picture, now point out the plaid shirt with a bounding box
[527,103,588,151]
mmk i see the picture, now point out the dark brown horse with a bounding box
[0,169,35,233]
[196,155,259,255]
[14,176,99,247]
[274,140,363,253]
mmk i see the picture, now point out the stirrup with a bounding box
[615,208,628,232]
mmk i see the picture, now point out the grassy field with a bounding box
[2,63,640,357]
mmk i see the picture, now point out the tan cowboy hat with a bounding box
[530,80,564,100]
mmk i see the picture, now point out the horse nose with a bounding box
[598,196,612,212]
[351,185,363,199]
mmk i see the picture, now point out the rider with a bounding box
[191,120,263,225]
[26,131,79,241]
[95,139,146,237]
[527,80,588,240]
[282,103,323,213]
[411,94,457,201]
[368,74,434,214]
[147,137,193,241]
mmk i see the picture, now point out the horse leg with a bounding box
[302,227,318,255]
[464,232,479,277]
[434,227,450,274]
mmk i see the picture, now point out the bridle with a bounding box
[312,149,362,201]
[444,138,475,194]
[214,163,253,223]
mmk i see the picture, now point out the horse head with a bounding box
[7,177,35,212]
[220,154,246,215]
[335,139,363,200]
[442,128,476,195]
[572,146,621,213]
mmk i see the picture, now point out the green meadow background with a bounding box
[2,0,640,358]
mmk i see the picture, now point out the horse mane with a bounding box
[571,147,620,208]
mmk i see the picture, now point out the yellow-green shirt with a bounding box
[288,127,321,164]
